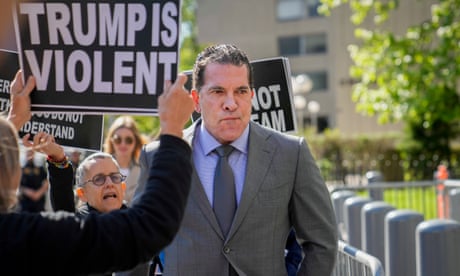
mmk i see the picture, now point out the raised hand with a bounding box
[7,70,36,130]
[158,73,194,138]
[22,132,66,161]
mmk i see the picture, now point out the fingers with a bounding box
[174,73,188,88]
[10,70,36,97]
[10,70,24,94]
[158,74,194,138]
[22,132,54,154]
[22,75,36,97]
[8,70,34,130]
[163,79,172,95]
[22,134,33,147]
[163,73,188,95]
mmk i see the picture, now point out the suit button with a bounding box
[223,247,231,254]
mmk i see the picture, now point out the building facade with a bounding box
[195,0,436,136]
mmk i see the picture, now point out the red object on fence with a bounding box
[435,165,449,218]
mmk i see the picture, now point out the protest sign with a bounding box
[187,57,297,133]
[0,49,104,151]
[13,0,180,114]
[251,57,296,132]
[18,113,104,151]
[0,50,18,111]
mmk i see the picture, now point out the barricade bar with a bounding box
[333,240,384,276]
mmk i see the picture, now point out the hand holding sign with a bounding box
[7,70,35,130]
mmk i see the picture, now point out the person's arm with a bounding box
[131,141,160,206]
[47,163,75,212]
[23,132,76,212]
[131,145,149,205]
[3,72,194,274]
[293,138,338,275]
[4,134,193,274]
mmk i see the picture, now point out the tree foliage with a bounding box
[179,0,205,72]
[319,0,460,178]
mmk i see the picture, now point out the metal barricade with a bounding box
[330,181,437,219]
[443,180,460,220]
[332,240,384,276]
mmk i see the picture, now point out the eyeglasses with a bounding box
[112,135,134,145]
[83,173,126,186]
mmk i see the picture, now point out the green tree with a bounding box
[179,0,205,72]
[319,0,460,179]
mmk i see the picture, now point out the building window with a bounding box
[304,115,329,133]
[278,33,327,56]
[308,71,328,92]
[277,0,322,21]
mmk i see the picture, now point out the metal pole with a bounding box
[361,201,395,266]
[344,196,372,249]
[385,209,424,276]
[416,219,460,276]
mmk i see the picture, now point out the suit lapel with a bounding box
[227,123,276,239]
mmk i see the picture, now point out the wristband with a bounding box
[47,155,71,169]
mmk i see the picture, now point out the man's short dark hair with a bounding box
[192,44,253,92]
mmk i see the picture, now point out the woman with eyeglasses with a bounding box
[104,116,146,206]
[24,132,151,276]
[24,131,129,218]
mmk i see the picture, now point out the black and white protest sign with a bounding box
[251,57,296,132]
[13,0,180,114]
[19,113,104,151]
[0,50,19,112]
[0,50,104,151]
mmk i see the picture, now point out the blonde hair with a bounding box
[0,117,20,212]
[103,116,145,162]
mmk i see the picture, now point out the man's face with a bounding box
[78,158,126,213]
[192,63,254,144]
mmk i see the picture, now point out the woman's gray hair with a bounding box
[75,152,120,187]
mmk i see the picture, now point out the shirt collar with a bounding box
[199,122,250,156]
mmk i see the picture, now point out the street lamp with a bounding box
[291,74,312,134]
[307,100,320,133]
[294,95,307,133]
[292,74,313,95]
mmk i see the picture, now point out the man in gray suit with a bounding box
[134,44,337,275]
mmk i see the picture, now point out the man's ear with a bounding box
[121,182,126,191]
[191,89,201,113]
[76,187,87,202]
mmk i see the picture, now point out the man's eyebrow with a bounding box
[206,85,250,91]
[208,85,224,90]
[237,85,251,90]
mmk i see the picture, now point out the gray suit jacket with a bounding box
[134,121,337,276]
